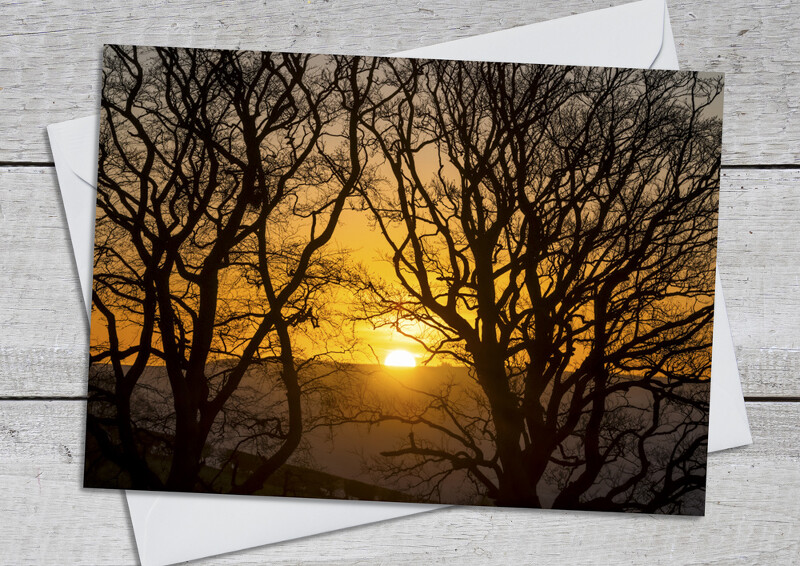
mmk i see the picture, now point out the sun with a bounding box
[384,349,416,368]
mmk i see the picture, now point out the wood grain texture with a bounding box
[717,169,800,397]
[0,400,796,565]
[669,0,800,166]
[2,166,797,397]
[0,167,88,398]
[0,0,798,164]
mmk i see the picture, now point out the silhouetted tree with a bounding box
[87,47,378,493]
[351,60,721,513]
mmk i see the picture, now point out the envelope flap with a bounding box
[47,117,99,319]
[393,0,666,70]
[127,493,439,566]
[48,115,99,187]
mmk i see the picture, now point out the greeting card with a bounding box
[85,45,723,515]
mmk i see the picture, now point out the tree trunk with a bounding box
[475,353,540,507]
[165,395,204,491]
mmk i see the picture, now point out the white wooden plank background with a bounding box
[0,1,799,165]
[0,0,798,564]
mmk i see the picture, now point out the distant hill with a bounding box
[225,450,417,502]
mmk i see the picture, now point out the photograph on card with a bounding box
[84,45,723,515]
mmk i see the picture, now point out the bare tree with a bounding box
[87,47,378,493]
[350,60,721,513]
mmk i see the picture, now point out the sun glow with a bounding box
[384,349,417,368]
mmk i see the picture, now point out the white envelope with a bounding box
[48,1,751,564]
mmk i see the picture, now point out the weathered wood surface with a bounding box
[1,0,799,564]
[0,401,797,565]
[0,0,798,165]
[2,167,798,397]
[717,169,800,397]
